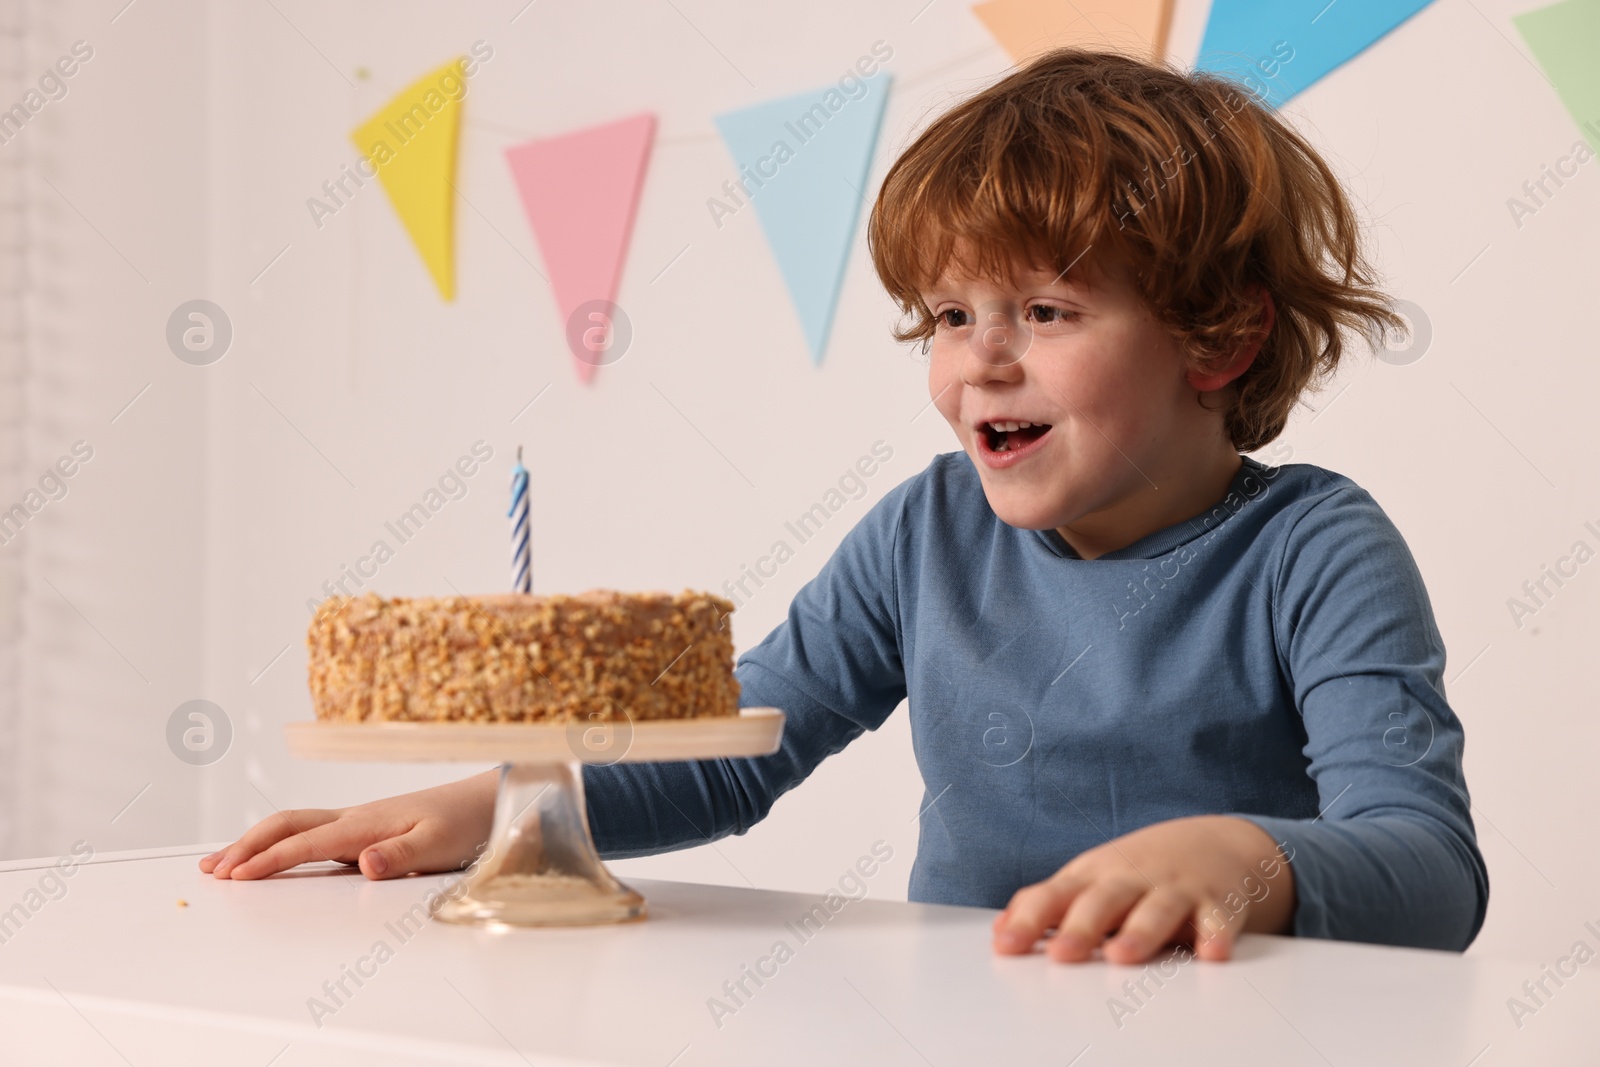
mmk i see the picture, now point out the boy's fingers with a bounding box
[359,822,458,880]
[993,875,1087,953]
[1047,879,1147,962]
[1192,898,1242,960]
[1102,888,1191,964]
[208,808,338,877]
[221,814,362,880]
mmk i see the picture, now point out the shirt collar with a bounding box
[1033,455,1269,560]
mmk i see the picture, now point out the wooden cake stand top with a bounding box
[284,706,784,764]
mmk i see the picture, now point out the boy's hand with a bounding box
[992,815,1295,964]
[198,769,499,881]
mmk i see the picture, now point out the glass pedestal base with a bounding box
[431,760,646,928]
[284,708,785,927]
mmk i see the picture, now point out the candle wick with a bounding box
[517,444,523,463]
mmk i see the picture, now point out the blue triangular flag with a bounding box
[1195,0,1435,109]
[714,73,891,365]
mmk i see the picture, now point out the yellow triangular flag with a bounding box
[351,58,465,301]
[973,0,1173,65]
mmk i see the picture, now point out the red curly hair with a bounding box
[867,47,1406,452]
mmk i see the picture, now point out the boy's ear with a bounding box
[1186,286,1276,393]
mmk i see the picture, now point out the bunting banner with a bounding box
[1195,0,1435,109]
[505,112,656,385]
[1513,0,1600,154]
[972,0,1173,64]
[351,57,466,301]
[713,72,891,366]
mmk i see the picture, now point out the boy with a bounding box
[204,47,1487,964]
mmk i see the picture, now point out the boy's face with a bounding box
[922,249,1234,541]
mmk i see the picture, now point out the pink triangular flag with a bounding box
[505,112,656,385]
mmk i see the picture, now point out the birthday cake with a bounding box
[306,590,740,724]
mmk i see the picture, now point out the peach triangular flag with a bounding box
[973,0,1173,64]
[505,113,656,385]
[351,58,465,301]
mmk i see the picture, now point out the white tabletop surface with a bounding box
[0,844,1593,1066]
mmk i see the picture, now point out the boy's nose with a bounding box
[977,308,1018,353]
[964,305,1029,380]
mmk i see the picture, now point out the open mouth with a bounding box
[980,420,1052,453]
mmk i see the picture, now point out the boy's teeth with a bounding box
[986,419,1052,453]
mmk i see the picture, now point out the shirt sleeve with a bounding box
[1235,485,1489,951]
[581,478,912,859]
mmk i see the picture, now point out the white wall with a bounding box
[7,0,1597,967]
[6,0,208,862]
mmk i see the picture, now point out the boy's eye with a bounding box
[1028,305,1075,324]
[936,308,971,329]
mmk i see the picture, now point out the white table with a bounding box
[0,845,1592,1065]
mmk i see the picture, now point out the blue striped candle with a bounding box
[509,446,531,594]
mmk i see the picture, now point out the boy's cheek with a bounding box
[927,383,964,430]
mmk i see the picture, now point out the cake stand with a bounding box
[283,707,784,928]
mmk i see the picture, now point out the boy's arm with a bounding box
[1235,485,1489,951]
[580,479,911,858]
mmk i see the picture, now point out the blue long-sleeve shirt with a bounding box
[583,450,1489,950]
